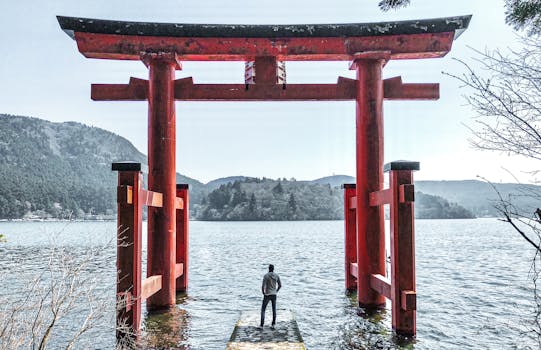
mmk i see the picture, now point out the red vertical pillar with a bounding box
[142,52,180,308]
[113,162,143,338]
[175,184,189,292]
[343,183,357,292]
[351,52,389,307]
[388,161,418,336]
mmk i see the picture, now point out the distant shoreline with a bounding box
[0,217,484,223]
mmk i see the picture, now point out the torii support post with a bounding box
[144,52,179,308]
[342,161,418,336]
[387,161,418,336]
[113,162,143,340]
[351,52,389,308]
[343,183,357,292]
[176,184,189,292]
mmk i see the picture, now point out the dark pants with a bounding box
[260,294,277,326]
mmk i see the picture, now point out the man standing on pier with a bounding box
[260,264,281,329]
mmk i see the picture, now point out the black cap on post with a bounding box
[342,183,356,189]
[176,184,189,190]
[384,161,420,173]
[112,162,142,172]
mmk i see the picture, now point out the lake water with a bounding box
[0,219,537,349]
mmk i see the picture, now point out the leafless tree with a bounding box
[448,37,541,162]
[0,234,137,349]
[448,35,541,344]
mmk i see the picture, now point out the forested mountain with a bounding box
[0,114,202,219]
[0,114,525,220]
[316,175,539,218]
[193,177,475,221]
[415,180,540,217]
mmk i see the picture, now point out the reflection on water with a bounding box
[0,219,538,349]
[141,294,191,349]
[336,293,415,350]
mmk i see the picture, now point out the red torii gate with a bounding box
[57,14,470,339]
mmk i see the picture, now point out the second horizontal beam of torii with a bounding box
[91,76,439,102]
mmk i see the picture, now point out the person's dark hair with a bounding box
[269,264,274,272]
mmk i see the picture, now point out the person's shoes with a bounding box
[257,324,263,330]
[270,324,275,330]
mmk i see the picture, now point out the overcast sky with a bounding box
[0,0,535,183]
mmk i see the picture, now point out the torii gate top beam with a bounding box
[57,15,471,61]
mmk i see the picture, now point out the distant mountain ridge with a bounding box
[0,114,533,220]
[196,175,476,220]
[415,180,540,217]
[204,175,538,218]
[311,175,355,188]
[206,176,249,191]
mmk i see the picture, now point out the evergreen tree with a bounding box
[505,0,541,34]
[248,193,257,214]
[379,0,541,34]
[378,0,410,11]
[272,182,284,195]
[231,180,242,191]
[207,185,231,209]
[287,193,297,217]
[231,189,248,206]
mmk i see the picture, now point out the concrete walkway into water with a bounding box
[226,309,305,350]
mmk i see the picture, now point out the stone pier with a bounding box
[226,310,305,350]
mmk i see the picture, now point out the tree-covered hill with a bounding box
[308,175,538,218]
[194,178,343,221]
[415,192,475,219]
[415,180,540,217]
[311,175,356,188]
[0,114,499,221]
[194,177,475,221]
[205,176,248,191]
[0,114,202,219]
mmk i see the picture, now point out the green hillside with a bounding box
[194,178,343,220]
[0,114,492,221]
[415,180,540,217]
[0,114,203,219]
[194,177,475,221]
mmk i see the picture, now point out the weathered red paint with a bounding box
[345,162,418,336]
[142,275,163,300]
[92,78,148,101]
[175,197,184,210]
[175,263,184,279]
[401,290,416,311]
[369,188,392,207]
[350,263,358,279]
[176,184,189,292]
[369,273,392,299]
[399,184,415,203]
[343,184,357,291]
[140,189,163,207]
[383,76,439,100]
[353,54,387,308]
[91,76,438,102]
[348,196,357,209]
[390,169,417,336]
[145,53,178,308]
[115,169,143,338]
[73,31,456,61]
